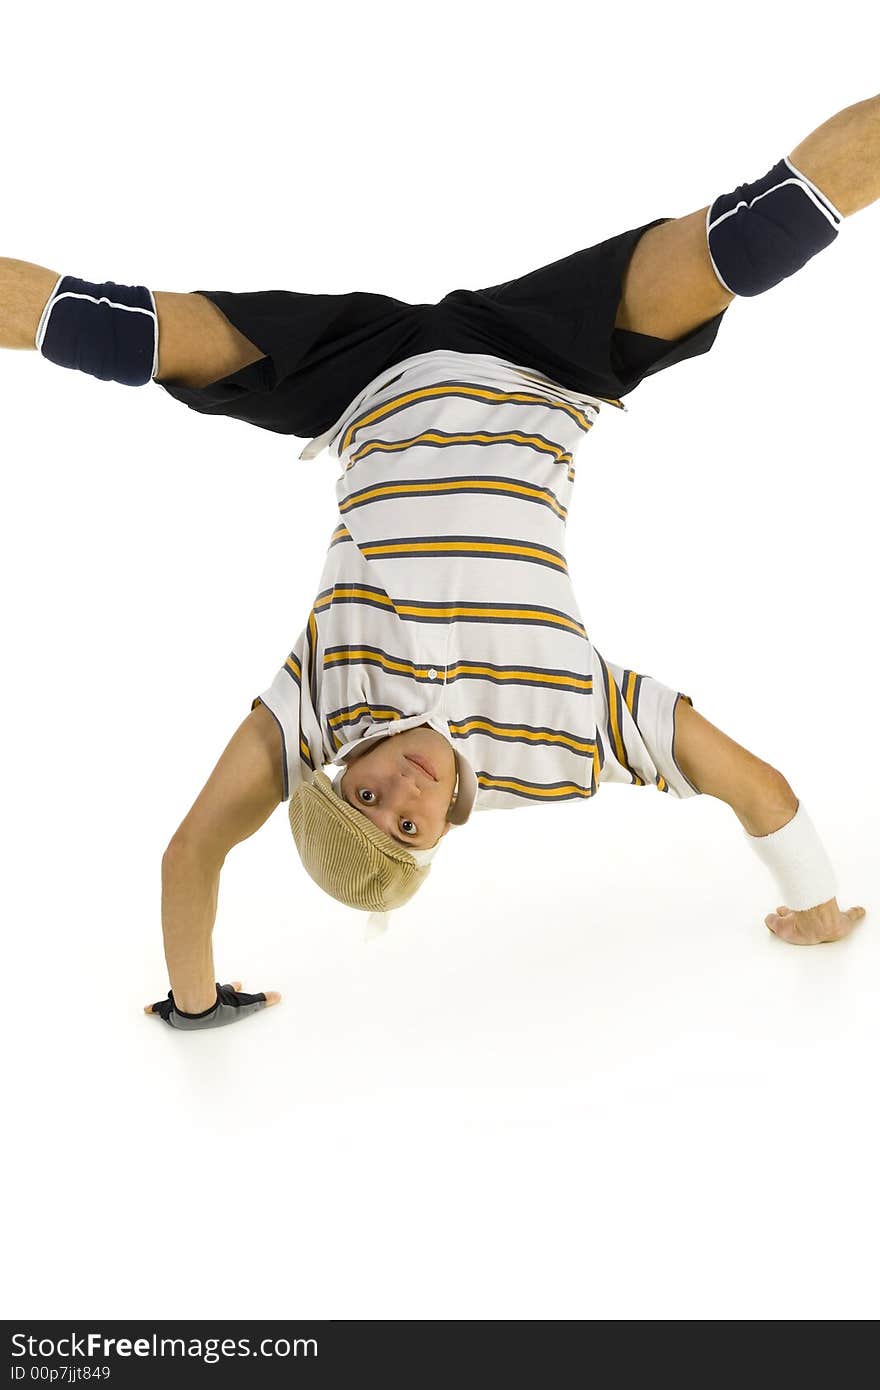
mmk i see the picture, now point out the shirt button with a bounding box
[427,668,438,680]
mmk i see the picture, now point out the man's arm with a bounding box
[156,702,284,1015]
[672,697,865,945]
[788,92,880,218]
[614,91,880,342]
[0,257,264,387]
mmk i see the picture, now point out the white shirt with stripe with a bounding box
[254,349,699,812]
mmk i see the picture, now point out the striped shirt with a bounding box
[254,349,699,812]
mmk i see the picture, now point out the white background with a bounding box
[2,0,878,1321]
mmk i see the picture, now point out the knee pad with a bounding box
[35,275,158,386]
[706,156,843,297]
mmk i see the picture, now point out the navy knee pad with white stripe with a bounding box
[706,156,843,297]
[35,275,158,386]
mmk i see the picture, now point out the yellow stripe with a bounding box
[307,610,319,703]
[314,585,396,613]
[395,603,583,636]
[452,716,596,755]
[360,538,567,571]
[623,669,637,712]
[350,430,574,469]
[478,774,592,800]
[323,649,592,693]
[327,706,403,750]
[328,705,402,730]
[606,671,627,765]
[446,662,592,692]
[605,671,645,786]
[315,594,583,642]
[317,587,584,637]
[340,382,595,452]
[339,475,568,521]
[323,649,428,678]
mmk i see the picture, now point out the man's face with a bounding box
[339,725,457,849]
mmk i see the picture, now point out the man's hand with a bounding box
[765,900,867,945]
[144,980,282,1029]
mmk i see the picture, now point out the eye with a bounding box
[357,788,376,804]
[400,819,417,836]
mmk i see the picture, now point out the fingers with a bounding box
[144,982,282,1013]
[217,983,283,1006]
[830,905,867,941]
[765,911,801,943]
[765,903,867,945]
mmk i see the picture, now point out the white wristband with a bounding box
[744,800,837,910]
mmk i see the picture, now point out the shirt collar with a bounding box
[333,709,456,764]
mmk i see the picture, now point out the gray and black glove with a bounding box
[150,983,268,1030]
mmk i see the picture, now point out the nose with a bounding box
[397,765,421,794]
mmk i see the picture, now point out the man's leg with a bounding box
[614,207,735,342]
[156,701,285,1013]
[0,258,60,347]
[672,696,865,944]
[615,91,880,342]
[0,256,265,386]
[789,93,880,218]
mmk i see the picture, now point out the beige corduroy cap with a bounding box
[288,744,477,940]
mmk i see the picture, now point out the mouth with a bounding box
[406,753,437,781]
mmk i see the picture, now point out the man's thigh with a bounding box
[170,702,284,861]
[614,207,736,341]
